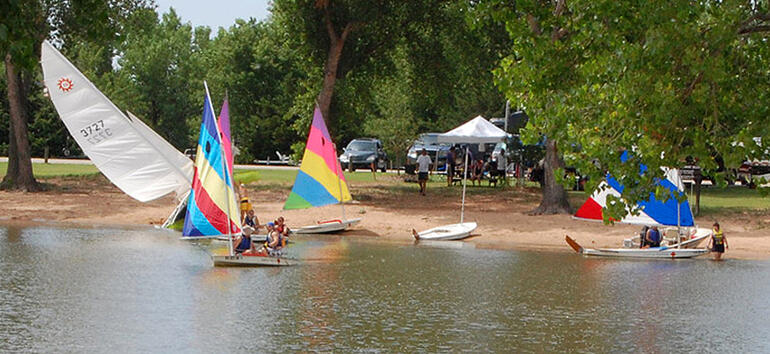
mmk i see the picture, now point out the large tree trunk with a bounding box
[1,53,40,191]
[317,39,344,122]
[532,139,570,214]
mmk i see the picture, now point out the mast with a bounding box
[205,81,234,256]
[334,142,347,221]
[460,145,469,223]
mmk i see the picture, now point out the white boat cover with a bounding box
[41,41,193,202]
[437,116,509,144]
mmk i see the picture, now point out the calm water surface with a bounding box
[1,223,769,352]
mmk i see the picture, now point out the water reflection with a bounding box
[1,223,769,352]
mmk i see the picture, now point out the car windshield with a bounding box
[418,134,439,145]
[347,141,376,151]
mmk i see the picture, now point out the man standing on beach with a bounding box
[417,148,432,196]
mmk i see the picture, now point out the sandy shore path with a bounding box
[2,174,769,260]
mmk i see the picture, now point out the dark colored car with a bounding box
[339,138,388,172]
[406,133,451,171]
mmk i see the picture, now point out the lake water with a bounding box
[1,223,769,352]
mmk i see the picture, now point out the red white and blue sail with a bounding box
[574,154,694,227]
[284,106,351,210]
[182,89,241,238]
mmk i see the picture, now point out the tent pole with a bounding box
[461,146,469,223]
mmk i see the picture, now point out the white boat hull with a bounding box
[566,236,709,259]
[212,254,297,267]
[294,218,362,234]
[416,222,477,241]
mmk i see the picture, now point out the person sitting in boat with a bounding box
[243,209,260,230]
[275,216,291,244]
[642,226,661,248]
[263,222,285,255]
[708,222,728,261]
[233,226,255,254]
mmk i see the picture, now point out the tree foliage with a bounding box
[493,0,770,219]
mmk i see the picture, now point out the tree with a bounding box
[493,0,770,218]
[0,0,151,191]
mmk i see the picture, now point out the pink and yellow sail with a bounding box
[183,90,241,237]
[284,106,351,210]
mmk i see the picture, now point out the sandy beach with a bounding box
[2,173,769,260]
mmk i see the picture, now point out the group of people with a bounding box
[640,222,728,260]
[415,146,509,195]
[232,184,292,257]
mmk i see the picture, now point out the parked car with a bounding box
[339,138,388,172]
[406,133,451,170]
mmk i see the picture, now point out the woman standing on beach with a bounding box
[708,222,728,261]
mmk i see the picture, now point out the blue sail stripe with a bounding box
[290,170,340,207]
[182,185,221,237]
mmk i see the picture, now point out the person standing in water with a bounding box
[708,222,728,261]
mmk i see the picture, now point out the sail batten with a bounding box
[41,41,192,202]
[284,107,351,210]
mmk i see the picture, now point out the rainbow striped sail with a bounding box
[284,106,352,210]
[182,89,241,237]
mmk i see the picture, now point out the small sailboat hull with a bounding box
[416,222,477,241]
[294,218,362,234]
[566,236,709,259]
[212,254,297,267]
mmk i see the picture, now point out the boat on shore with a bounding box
[566,235,709,259]
[414,222,477,241]
[569,152,710,259]
[284,106,360,234]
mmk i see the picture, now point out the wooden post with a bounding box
[44,146,49,164]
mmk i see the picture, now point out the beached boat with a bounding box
[41,41,192,202]
[284,106,360,234]
[412,117,505,241]
[415,222,477,241]
[293,218,362,234]
[566,236,709,259]
[568,153,710,258]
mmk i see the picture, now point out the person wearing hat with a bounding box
[233,226,255,254]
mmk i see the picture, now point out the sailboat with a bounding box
[412,116,506,240]
[284,106,361,234]
[184,83,295,266]
[41,41,193,203]
[566,153,710,259]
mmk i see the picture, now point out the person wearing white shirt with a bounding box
[416,149,432,196]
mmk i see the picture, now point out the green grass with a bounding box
[0,161,101,179]
[697,186,770,215]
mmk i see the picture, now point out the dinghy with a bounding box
[182,83,293,266]
[284,107,360,234]
[412,117,506,241]
[414,222,477,241]
[568,151,710,258]
[212,253,297,267]
[566,236,709,259]
[293,218,362,234]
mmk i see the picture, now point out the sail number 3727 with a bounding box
[80,120,112,145]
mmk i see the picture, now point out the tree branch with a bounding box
[323,7,339,44]
[680,71,703,103]
[739,25,770,35]
[526,13,542,35]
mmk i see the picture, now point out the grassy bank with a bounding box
[0,162,100,178]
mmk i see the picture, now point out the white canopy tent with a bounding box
[437,115,508,225]
[437,115,509,144]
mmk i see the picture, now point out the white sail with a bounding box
[41,41,192,202]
